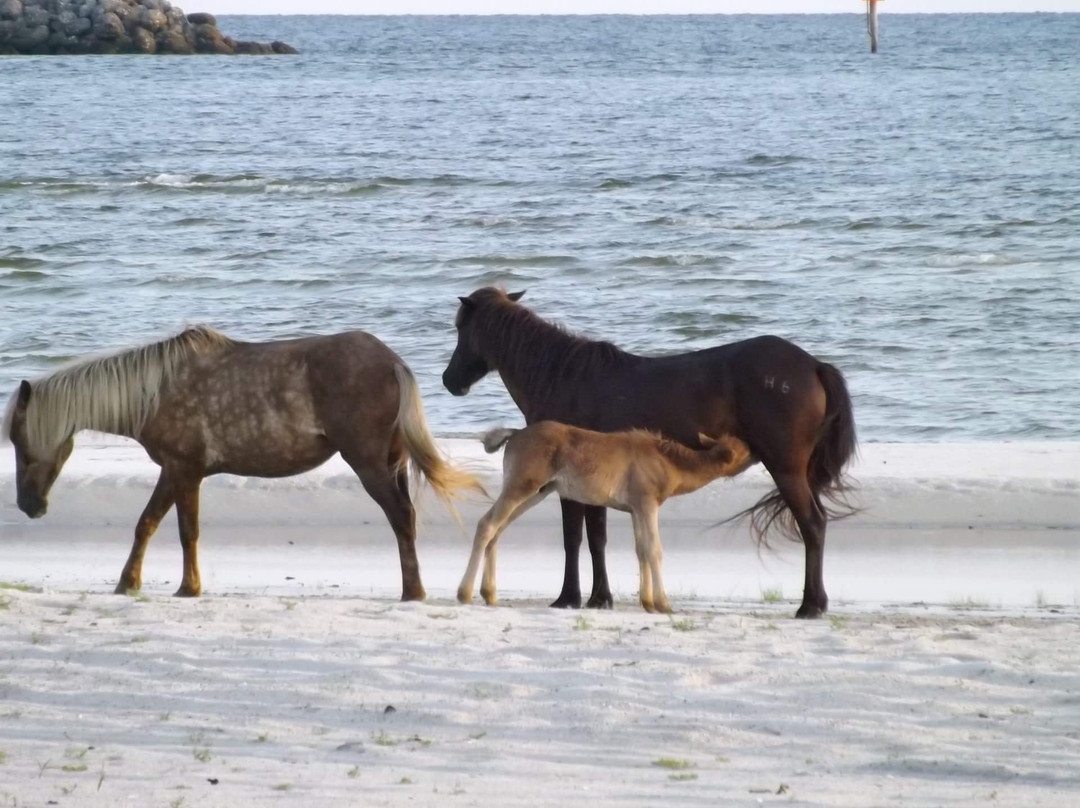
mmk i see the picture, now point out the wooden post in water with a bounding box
[866,0,880,53]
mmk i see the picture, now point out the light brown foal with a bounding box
[458,421,753,613]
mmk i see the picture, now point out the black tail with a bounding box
[737,361,858,545]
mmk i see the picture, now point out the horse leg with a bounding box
[480,485,553,605]
[172,476,204,597]
[349,455,424,602]
[772,469,828,619]
[459,490,532,604]
[630,507,655,613]
[551,498,585,609]
[640,504,671,614]
[584,505,613,609]
[115,470,174,594]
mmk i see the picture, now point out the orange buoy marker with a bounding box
[865,0,881,53]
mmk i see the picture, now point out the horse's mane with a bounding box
[472,292,637,393]
[2,326,235,452]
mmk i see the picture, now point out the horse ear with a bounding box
[458,296,475,309]
[16,380,32,410]
[507,290,526,302]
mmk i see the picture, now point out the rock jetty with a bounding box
[0,0,298,54]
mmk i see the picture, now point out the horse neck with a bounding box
[660,441,732,495]
[22,333,219,452]
[478,305,630,417]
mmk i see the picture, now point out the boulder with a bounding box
[155,25,191,52]
[138,6,164,30]
[92,9,121,37]
[23,4,48,24]
[184,10,211,24]
[271,40,296,54]
[0,0,23,20]
[129,22,153,51]
[192,20,230,53]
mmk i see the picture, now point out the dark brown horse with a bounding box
[3,327,480,599]
[442,288,856,618]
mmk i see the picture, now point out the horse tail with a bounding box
[730,361,858,545]
[808,361,858,520]
[392,364,485,523]
[482,427,518,454]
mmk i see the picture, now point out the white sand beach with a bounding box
[1,438,1078,805]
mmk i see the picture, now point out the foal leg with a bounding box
[551,498,585,609]
[771,469,828,619]
[480,486,553,605]
[172,476,204,597]
[458,490,533,604]
[639,505,671,615]
[584,505,613,609]
[630,508,655,613]
[116,470,174,594]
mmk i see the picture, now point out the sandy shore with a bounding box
[1,437,1078,805]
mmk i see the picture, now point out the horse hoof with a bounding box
[550,594,582,609]
[114,582,139,595]
[456,590,472,604]
[795,602,827,619]
[585,593,613,610]
[173,586,201,598]
[401,589,427,603]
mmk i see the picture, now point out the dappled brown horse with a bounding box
[3,326,480,598]
[458,422,753,613]
[443,288,857,618]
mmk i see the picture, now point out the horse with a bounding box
[3,326,481,599]
[457,421,753,613]
[442,287,857,619]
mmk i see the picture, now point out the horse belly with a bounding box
[552,471,624,510]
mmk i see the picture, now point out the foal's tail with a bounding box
[392,364,486,522]
[482,427,519,454]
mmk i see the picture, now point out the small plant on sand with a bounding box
[256,733,270,743]
[398,776,413,785]
[573,615,592,631]
[829,615,848,631]
[0,582,33,592]
[0,596,10,611]
[669,772,698,781]
[347,765,361,779]
[281,599,298,611]
[169,798,186,808]
[652,757,693,770]
[0,749,7,764]
[761,587,784,603]
[372,730,397,747]
[669,617,696,632]
[62,763,88,772]
[193,747,211,763]
[29,632,48,645]
[272,783,291,791]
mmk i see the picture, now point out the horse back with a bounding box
[532,335,828,452]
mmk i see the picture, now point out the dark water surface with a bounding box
[2,14,1078,440]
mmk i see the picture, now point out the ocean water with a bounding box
[1,14,1078,442]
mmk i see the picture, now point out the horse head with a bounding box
[4,381,74,519]
[442,288,525,396]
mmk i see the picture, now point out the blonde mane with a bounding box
[2,326,234,453]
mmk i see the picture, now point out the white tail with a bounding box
[393,364,485,522]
